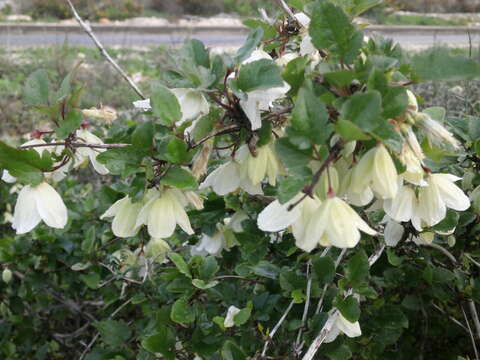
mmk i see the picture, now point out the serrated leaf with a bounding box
[24,69,50,106]
[170,297,195,324]
[341,91,383,131]
[93,319,131,348]
[168,253,192,278]
[142,327,175,359]
[150,84,181,125]
[165,137,190,163]
[313,255,335,284]
[56,109,82,139]
[132,121,154,150]
[344,250,369,287]
[236,59,284,92]
[309,1,363,63]
[336,295,360,323]
[161,166,197,189]
[97,147,145,177]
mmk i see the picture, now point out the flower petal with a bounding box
[257,197,301,232]
[12,185,42,234]
[383,186,416,222]
[34,182,68,229]
[432,174,470,211]
[147,196,176,238]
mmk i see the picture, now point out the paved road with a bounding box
[0,26,479,50]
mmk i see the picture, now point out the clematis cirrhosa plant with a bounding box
[100,195,143,238]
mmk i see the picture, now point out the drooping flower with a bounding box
[75,129,110,175]
[303,196,377,250]
[324,312,362,343]
[237,144,281,186]
[199,148,265,196]
[224,306,241,328]
[144,238,171,263]
[351,144,398,200]
[135,188,194,239]
[12,182,68,234]
[383,185,417,223]
[100,195,143,238]
[415,112,460,149]
[383,217,405,247]
[415,174,469,229]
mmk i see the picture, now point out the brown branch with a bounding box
[65,0,146,100]
[288,142,343,211]
[188,124,241,150]
[274,0,299,25]
[20,141,130,150]
[213,275,265,284]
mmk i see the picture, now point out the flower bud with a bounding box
[82,106,117,124]
[2,268,12,283]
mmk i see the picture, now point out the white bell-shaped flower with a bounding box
[383,217,404,247]
[224,306,241,328]
[383,185,417,223]
[237,144,280,186]
[191,232,225,257]
[303,197,377,250]
[324,312,362,343]
[100,195,143,238]
[135,188,194,239]
[171,88,210,126]
[144,238,171,263]
[351,144,398,200]
[12,182,68,234]
[415,112,460,149]
[406,90,418,113]
[200,151,263,196]
[75,129,110,175]
[416,174,469,228]
[2,170,16,183]
[82,106,117,124]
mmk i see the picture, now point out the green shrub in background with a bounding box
[23,0,143,20]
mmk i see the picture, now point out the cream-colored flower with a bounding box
[415,174,469,229]
[415,112,460,149]
[224,306,241,328]
[237,144,280,186]
[351,144,398,199]
[324,312,362,343]
[144,238,171,263]
[303,197,377,250]
[82,106,117,124]
[100,195,143,238]
[383,217,404,247]
[12,182,68,234]
[135,188,194,239]
[383,185,417,223]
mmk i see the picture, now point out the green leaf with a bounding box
[309,1,363,63]
[341,91,383,131]
[0,141,54,185]
[335,120,370,142]
[132,121,154,150]
[250,261,280,279]
[344,250,369,287]
[165,137,190,163]
[324,69,356,88]
[170,297,195,324]
[283,56,309,95]
[313,255,335,284]
[93,320,131,348]
[336,295,360,322]
[233,306,252,326]
[324,342,353,360]
[80,272,100,289]
[24,69,50,106]
[56,109,82,139]
[198,256,220,280]
[235,27,264,64]
[192,279,219,290]
[97,147,145,177]
[236,59,284,92]
[142,327,175,359]
[431,209,459,233]
[184,39,210,68]
[291,84,329,144]
[168,253,192,278]
[371,121,404,153]
[382,86,408,119]
[275,137,312,172]
[412,48,480,81]
[161,166,197,189]
[277,174,310,203]
[55,70,73,102]
[221,341,247,360]
[150,84,181,125]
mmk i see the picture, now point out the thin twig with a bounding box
[303,245,385,360]
[431,302,469,333]
[274,0,298,24]
[213,275,265,284]
[20,141,130,150]
[295,260,313,354]
[315,248,346,315]
[261,300,295,358]
[420,243,458,265]
[470,301,480,342]
[66,0,146,100]
[462,304,480,360]
[188,124,240,150]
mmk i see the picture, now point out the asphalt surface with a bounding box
[0,26,479,50]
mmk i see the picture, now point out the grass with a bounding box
[381,14,466,26]
[0,44,171,138]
